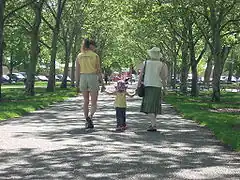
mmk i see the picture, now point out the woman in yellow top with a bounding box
[75,39,105,129]
[105,80,135,131]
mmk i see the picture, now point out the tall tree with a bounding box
[0,0,5,101]
[203,54,213,87]
[59,1,85,88]
[0,0,35,100]
[194,0,239,101]
[46,0,67,92]
[25,0,45,95]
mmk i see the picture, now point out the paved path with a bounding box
[0,85,240,180]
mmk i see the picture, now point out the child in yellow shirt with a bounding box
[105,80,135,131]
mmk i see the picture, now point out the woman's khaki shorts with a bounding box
[80,74,99,92]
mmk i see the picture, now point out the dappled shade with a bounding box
[0,93,239,179]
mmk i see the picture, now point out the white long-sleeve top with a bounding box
[143,60,168,88]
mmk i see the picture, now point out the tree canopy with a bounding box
[0,0,240,101]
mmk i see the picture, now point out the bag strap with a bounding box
[142,60,147,82]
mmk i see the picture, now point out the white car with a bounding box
[37,75,48,81]
[56,74,71,81]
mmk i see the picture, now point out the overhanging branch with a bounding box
[192,13,213,52]
[46,2,57,20]
[196,42,207,64]
[221,30,240,37]
[4,0,35,22]
[42,15,54,30]
[39,39,51,49]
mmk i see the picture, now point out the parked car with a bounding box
[7,73,26,82]
[36,75,48,81]
[237,77,240,83]
[56,74,63,80]
[19,72,27,78]
[56,74,71,81]
[55,75,61,81]
[1,75,10,84]
[230,76,237,82]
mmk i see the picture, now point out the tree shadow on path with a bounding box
[0,95,240,180]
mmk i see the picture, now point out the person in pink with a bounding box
[105,80,135,131]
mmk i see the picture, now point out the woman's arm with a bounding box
[105,90,116,95]
[160,62,168,89]
[96,55,105,91]
[137,63,145,87]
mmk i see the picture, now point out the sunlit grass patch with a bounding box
[165,92,240,151]
[0,86,76,121]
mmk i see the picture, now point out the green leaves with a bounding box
[2,0,240,81]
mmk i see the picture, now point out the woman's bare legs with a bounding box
[89,91,98,119]
[82,89,98,129]
[82,91,90,119]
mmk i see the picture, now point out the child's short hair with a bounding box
[115,80,127,92]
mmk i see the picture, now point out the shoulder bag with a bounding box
[137,61,147,97]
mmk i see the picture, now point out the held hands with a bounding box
[162,87,168,96]
[76,86,81,94]
[100,85,106,92]
[130,94,135,98]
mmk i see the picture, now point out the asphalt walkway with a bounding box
[0,84,239,180]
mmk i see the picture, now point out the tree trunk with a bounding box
[188,20,198,96]
[8,51,13,82]
[180,16,189,94]
[172,56,177,90]
[0,0,5,101]
[61,25,75,88]
[47,0,66,92]
[212,37,222,102]
[210,4,222,102]
[170,62,173,88]
[227,62,233,82]
[191,63,198,96]
[204,55,213,87]
[171,36,178,90]
[180,48,189,94]
[60,45,71,88]
[71,34,78,87]
[220,46,231,77]
[25,1,43,96]
[46,29,58,92]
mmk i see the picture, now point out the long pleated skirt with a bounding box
[140,87,162,114]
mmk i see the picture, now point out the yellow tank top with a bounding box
[77,51,99,74]
[115,92,127,108]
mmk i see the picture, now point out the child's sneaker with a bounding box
[115,126,123,132]
[122,125,128,130]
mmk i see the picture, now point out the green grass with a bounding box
[1,81,69,88]
[165,92,240,151]
[0,85,76,121]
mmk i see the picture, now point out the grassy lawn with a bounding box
[165,92,240,151]
[0,84,76,121]
[1,81,67,88]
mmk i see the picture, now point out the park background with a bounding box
[0,0,239,151]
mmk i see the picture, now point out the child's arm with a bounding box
[126,91,135,97]
[105,90,116,95]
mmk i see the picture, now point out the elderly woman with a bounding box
[137,47,168,131]
[76,39,105,129]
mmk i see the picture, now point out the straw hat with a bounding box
[147,47,162,60]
